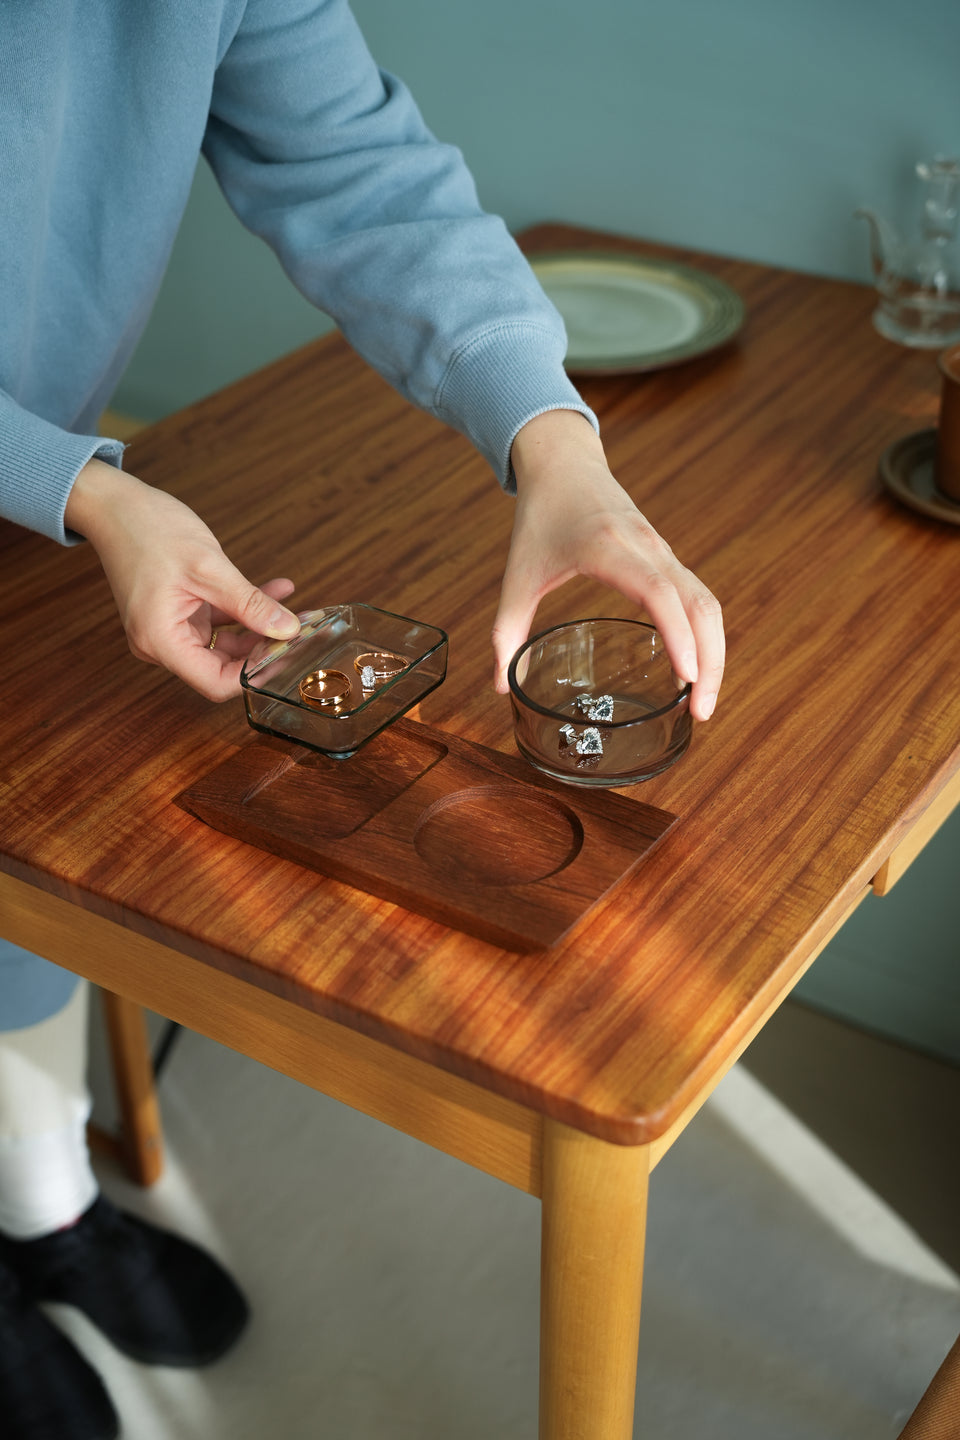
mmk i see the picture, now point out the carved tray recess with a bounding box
[175,718,678,951]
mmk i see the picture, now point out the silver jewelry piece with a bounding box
[360,665,377,689]
[586,694,614,722]
[576,727,603,756]
[574,693,596,715]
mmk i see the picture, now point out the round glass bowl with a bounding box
[507,619,692,786]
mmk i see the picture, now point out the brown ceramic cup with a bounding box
[936,344,960,502]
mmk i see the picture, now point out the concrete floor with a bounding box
[73,996,960,1440]
[742,1001,960,1278]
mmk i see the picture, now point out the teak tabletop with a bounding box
[3,223,960,1440]
[2,224,959,1147]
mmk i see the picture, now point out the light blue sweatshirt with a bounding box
[0,0,595,548]
[0,0,595,1027]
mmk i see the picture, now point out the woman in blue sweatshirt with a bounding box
[0,3,725,1436]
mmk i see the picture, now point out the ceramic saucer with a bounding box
[879,429,960,526]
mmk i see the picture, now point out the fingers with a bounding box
[491,563,564,694]
[207,576,297,629]
[578,542,725,722]
[126,563,301,702]
[74,465,302,702]
[492,500,724,719]
[610,563,700,685]
[178,568,300,700]
[597,554,724,721]
[494,558,722,717]
[684,588,725,721]
[202,577,300,672]
[204,563,300,641]
[262,576,297,603]
[161,642,247,703]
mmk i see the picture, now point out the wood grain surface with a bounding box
[1,222,958,1144]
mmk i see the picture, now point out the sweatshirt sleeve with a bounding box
[204,0,596,492]
[0,390,124,545]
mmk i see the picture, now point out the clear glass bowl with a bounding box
[508,618,692,786]
[240,604,447,758]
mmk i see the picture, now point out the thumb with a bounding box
[206,555,301,640]
[491,572,543,695]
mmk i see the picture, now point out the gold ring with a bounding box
[353,650,405,684]
[208,629,219,651]
[297,668,352,709]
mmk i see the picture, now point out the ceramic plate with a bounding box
[530,251,745,374]
[879,428,960,526]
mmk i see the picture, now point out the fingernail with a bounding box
[681,652,698,683]
[267,608,300,638]
[700,694,716,720]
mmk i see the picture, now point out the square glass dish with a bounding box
[508,617,692,786]
[240,604,447,758]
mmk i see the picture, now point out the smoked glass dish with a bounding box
[240,604,447,759]
[508,618,692,787]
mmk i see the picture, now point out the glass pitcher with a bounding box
[856,157,960,348]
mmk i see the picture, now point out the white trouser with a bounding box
[0,980,98,1238]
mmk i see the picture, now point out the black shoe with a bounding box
[0,1256,118,1440]
[0,1195,249,1367]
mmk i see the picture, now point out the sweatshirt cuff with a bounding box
[433,322,599,495]
[0,397,124,546]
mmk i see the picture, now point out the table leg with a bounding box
[100,991,164,1186]
[539,1118,649,1440]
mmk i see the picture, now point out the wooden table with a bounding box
[2,224,958,1437]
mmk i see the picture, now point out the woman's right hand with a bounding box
[65,458,301,701]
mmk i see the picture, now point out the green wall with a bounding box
[795,811,960,1066]
[112,0,959,1061]
[114,0,958,420]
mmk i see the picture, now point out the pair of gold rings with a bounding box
[296,651,406,710]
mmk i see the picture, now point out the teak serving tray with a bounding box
[176,718,678,951]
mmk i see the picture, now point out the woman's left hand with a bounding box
[492,410,724,722]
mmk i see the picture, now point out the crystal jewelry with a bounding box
[586,694,614,722]
[576,727,604,756]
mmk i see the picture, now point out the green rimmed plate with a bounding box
[530,250,745,374]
